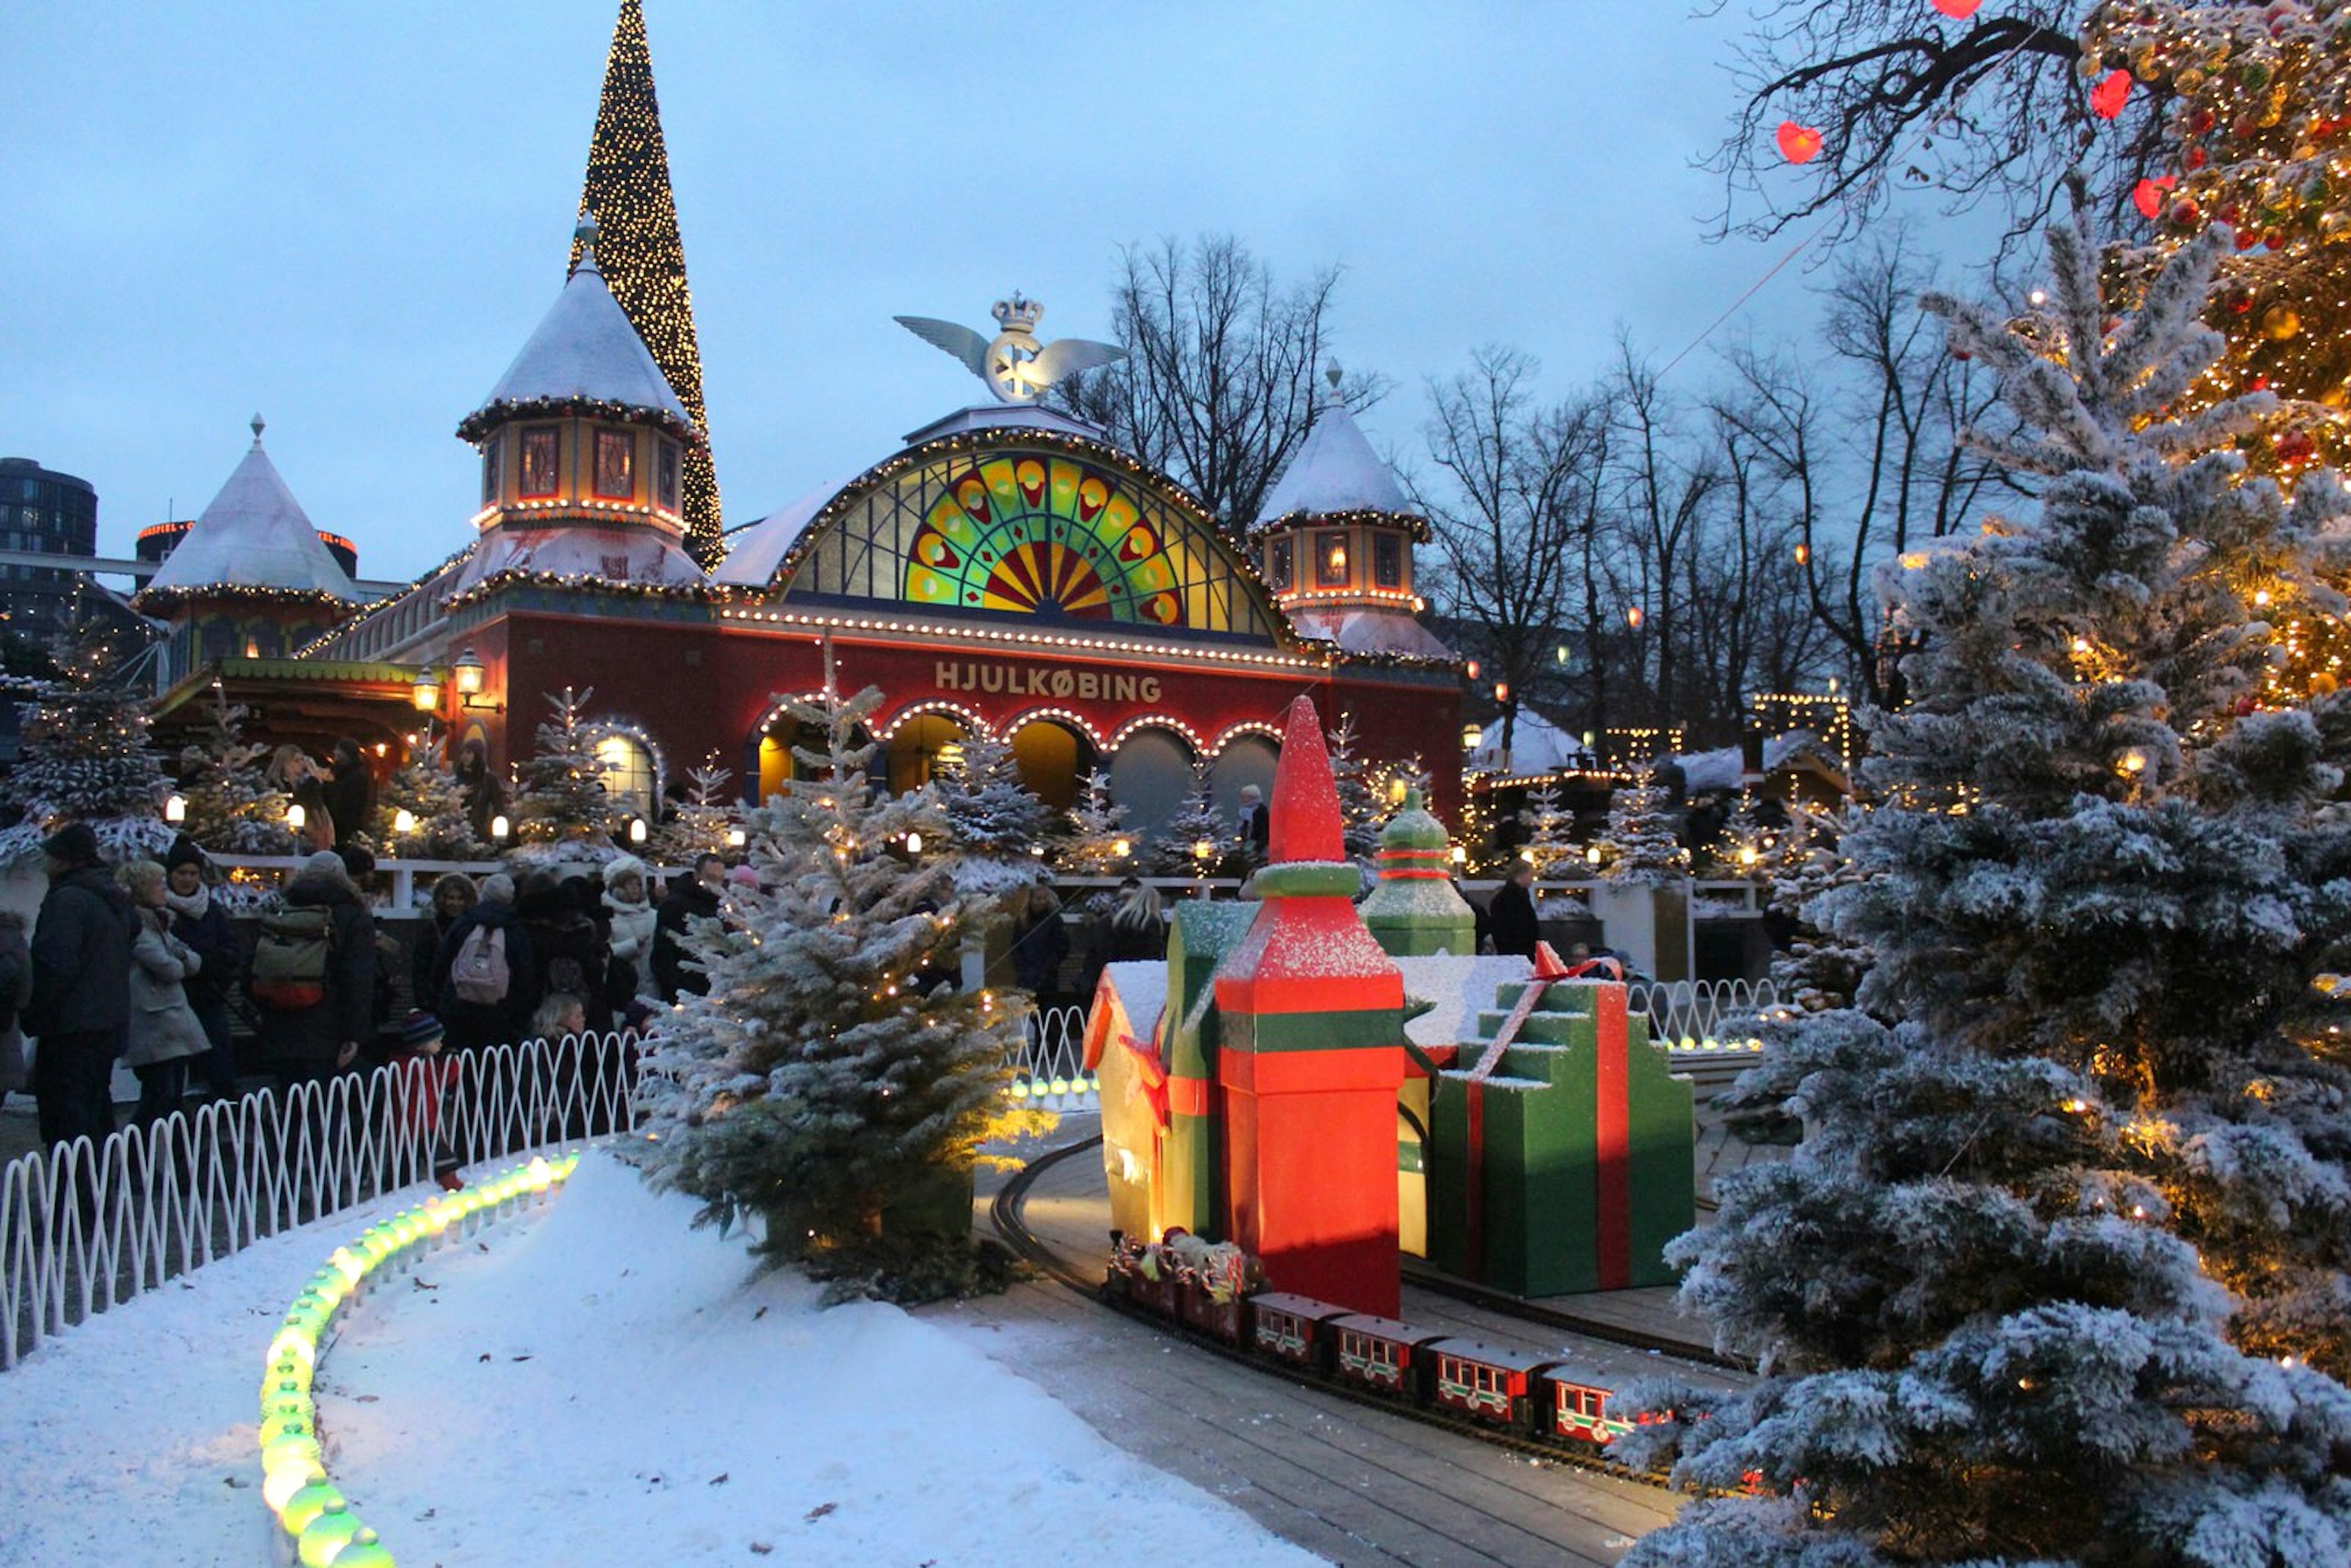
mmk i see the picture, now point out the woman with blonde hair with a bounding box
[266,744,334,852]
[118,860,209,1132]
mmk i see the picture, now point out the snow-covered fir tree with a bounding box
[372,742,487,861]
[1053,767,1133,878]
[1326,711,1382,864]
[1703,792,1771,880]
[633,687,1049,1302]
[509,686,624,865]
[1763,812,1869,1015]
[1517,779,1581,879]
[1144,759,1232,877]
[1593,765,1687,885]
[652,756,740,865]
[1621,189,2351,1567]
[0,637,172,865]
[172,685,299,855]
[933,727,1051,896]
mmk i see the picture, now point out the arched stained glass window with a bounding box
[778,440,1284,644]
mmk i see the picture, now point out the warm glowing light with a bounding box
[1111,836,1131,859]
[411,673,440,712]
[164,793,186,823]
[1624,605,1644,630]
[1191,838,1215,862]
[489,813,510,840]
[726,826,746,847]
[1585,845,1603,865]
[392,808,416,836]
[285,804,306,832]
[453,647,486,696]
[629,816,648,844]
[904,831,923,855]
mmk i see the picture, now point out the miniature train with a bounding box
[1106,1232,1640,1452]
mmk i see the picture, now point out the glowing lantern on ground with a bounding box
[1775,121,1823,163]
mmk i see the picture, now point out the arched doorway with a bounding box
[1108,727,1194,842]
[886,713,967,796]
[591,729,662,821]
[1007,718,1097,813]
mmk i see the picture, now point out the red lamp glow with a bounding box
[1775,121,1824,164]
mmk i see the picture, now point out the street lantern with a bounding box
[411,672,441,712]
[452,648,486,697]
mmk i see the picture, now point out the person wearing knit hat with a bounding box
[726,864,762,889]
[430,871,538,1056]
[26,820,133,1149]
[391,1010,465,1191]
[163,835,242,1101]
[254,847,377,1086]
[601,855,658,1003]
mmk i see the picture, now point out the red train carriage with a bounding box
[1177,1267,1246,1343]
[1107,1237,1179,1318]
[1248,1292,1352,1373]
[1427,1338,1554,1434]
[1533,1361,1634,1446]
[1327,1313,1444,1397]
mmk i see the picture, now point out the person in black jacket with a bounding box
[1079,879,1167,1000]
[24,823,133,1148]
[163,836,243,1101]
[410,872,477,1022]
[1009,883,1071,1010]
[653,855,724,1003]
[324,738,375,850]
[517,869,613,1036]
[432,873,539,1052]
[253,851,377,1090]
[1488,861,1540,959]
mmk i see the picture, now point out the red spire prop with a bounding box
[1267,695,1345,864]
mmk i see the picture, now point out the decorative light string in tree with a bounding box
[572,0,722,566]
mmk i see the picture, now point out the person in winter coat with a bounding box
[25,822,135,1149]
[516,869,612,1036]
[601,855,658,996]
[433,873,539,1052]
[268,745,335,853]
[1237,784,1270,864]
[653,855,724,1003]
[410,872,478,1019]
[1080,878,1167,1000]
[324,738,376,850]
[1009,883,1071,1008]
[163,836,242,1100]
[254,850,377,1089]
[1488,861,1540,959]
[0,910,31,1116]
[119,859,210,1133]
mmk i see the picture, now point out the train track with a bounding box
[989,1132,1738,1488]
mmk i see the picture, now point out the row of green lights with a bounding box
[257,1153,580,1567]
[1008,1073,1100,1100]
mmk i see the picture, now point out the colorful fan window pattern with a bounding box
[906,454,1198,623]
[776,441,1283,642]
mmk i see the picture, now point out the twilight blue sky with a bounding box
[1,2,1980,581]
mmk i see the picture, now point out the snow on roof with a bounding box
[1286,607,1455,659]
[1254,390,1413,528]
[1099,958,1171,1048]
[452,524,705,593]
[143,420,359,599]
[899,402,1102,446]
[1674,731,1820,794]
[1465,708,1591,776]
[467,243,688,429]
[711,469,869,588]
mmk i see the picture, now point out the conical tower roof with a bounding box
[143,416,358,599]
[1253,372,1420,535]
[459,226,692,440]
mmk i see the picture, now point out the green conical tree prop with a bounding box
[573,0,721,565]
[634,687,1049,1301]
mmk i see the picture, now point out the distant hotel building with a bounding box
[0,457,99,645]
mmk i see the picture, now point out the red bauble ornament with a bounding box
[1775,121,1824,163]
[2252,375,2271,391]
[2264,228,2285,250]
[2227,288,2253,314]
[2169,197,2202,227]
[2277,429,2316,465]
[1930,0,1981,15]
[2185,145,2208,170]
[2234,694,2259,716]
[2237,226,2263,250]
[2133,175,2177,217]
[2091,70,2132,119]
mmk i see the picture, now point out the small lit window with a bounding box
[658,441,681,512]
[1316,530,1349,588]
[520,427,561,498]
[1267,536,1293,591]
[593,429,634,500]
[1373,532,1403,589]
[481,438,502,506]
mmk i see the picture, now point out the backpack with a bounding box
[252,907,334,1011]
[449,923,512,1007]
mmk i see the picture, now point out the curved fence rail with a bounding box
[1011,1005,1097,1111]
[1630,978,1780,1051]
[1,1033,636,1371]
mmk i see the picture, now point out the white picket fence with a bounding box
[1632,977,1781,1053]
[1,1032,634,1371]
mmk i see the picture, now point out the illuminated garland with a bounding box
[1247,506,1434,544]
[256,1154,577,1566]
[572,0,722,566]
[454,394,702,449]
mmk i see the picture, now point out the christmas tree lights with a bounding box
[572,0,722,565]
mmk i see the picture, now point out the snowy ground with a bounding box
[1,1150,1325,1566]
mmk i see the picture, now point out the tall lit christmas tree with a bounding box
[573,0,722,565]
[0,638,173,866]
[510,686,625,864]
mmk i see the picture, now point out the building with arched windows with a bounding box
[144,6,1463,838]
